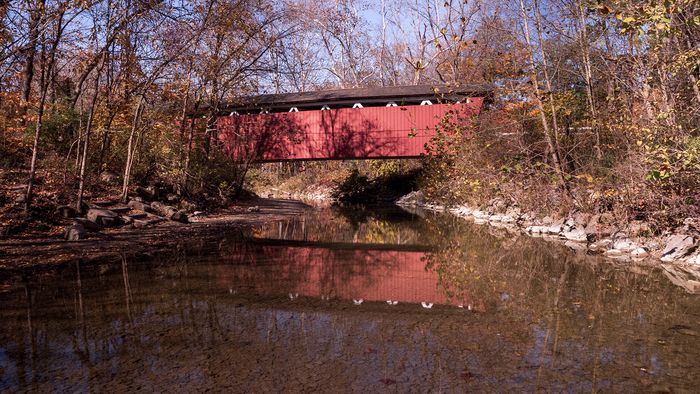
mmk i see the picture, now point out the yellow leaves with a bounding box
[575,174,594,184]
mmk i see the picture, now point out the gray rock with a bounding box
[604,249,625,258]
[128,199,152,212]
[170,210,188,223]
[546,224,563,235]
[660,234,697,262]
[590,238,613,251]
[109,205,130,214]
[585,213,616,237]
[572,211,591,227]
[396,191,424,206]
[74,217,102,231]
[562,228,588,242]
[165,193,179,203]
[99,171,120,184]
[64,222,86,241]
[87,208,120,227]
[631,247,649,258]
[613,238,637,252]
[151,201,177,217]
[501,215,516,224]
[526,225,547,234]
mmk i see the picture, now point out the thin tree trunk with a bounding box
[20,0,44,117]
[24,78,48,211]
[519,0,572,199]
[76,64,102,211]
[121,95,145,202]
[532,0,564,166]
[181,98,201,194]
[24,5,64,211]
[576,0,602,160]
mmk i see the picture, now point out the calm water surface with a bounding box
[0,205,698,392]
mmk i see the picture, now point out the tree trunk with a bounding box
[576,0,602,160]
[75,64,103,211]
[519,0,572,199]
[20,0,45,117]
[121,95,145,202]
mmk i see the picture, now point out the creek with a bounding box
[1,205,698,392]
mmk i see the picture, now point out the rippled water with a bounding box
[1,205,699,392]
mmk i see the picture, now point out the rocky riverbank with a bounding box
[0,194,309,269]
[397,191,700,288]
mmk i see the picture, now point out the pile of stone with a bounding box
[397,192,700,266]
[62,188,190,241]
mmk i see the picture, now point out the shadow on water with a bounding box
[0,206,699,392]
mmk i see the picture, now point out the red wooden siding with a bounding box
[216,98,484,161]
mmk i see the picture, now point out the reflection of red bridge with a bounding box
[214,85,491,161]
[218,239,485,310]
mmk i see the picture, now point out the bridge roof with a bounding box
[217,84,493,113]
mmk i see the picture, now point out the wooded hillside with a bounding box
[1,0,698,235]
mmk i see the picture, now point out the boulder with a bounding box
[562,228,588,242]
[128,199,152,212]
[64,222,86,241]
[572,211,591,227]
[526,225,547,234]
[55,205,78,218]
[151,201,177,217]
[99,171,120,184]
[501,215,517,224]
[165,193,179,203]
[631,247,649,258]
[612,238,638,252]
[170,210,188,223]
[585,213,616,237]
[108,205,131,214]
[396,191,424,206]
[74,217,102,231]
[660,235,697,262]
[87,208,120,227]
[589,238,613,252]
[546,224,563,235]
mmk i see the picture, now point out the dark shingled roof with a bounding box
[218,84,493,112]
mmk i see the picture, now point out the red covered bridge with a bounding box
[214,84,492,162]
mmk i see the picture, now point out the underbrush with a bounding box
[417,109,700,234]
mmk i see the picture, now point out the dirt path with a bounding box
[0,198,309,270]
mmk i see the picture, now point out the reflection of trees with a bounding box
[421,212,700,389]
[253,206,431,247]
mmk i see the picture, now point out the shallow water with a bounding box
[0,206,699,392]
